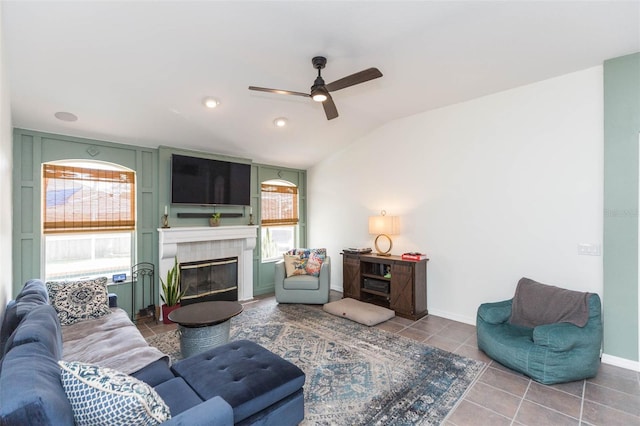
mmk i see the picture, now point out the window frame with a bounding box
[260,180,299,263]
[41,160,137,282]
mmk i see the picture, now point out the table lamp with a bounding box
[368,210,399,256]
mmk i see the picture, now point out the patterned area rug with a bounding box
[146,302,485,425]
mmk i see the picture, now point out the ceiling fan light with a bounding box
[312,93,327,102]
[203,97,220,108]
[274,117,288,127]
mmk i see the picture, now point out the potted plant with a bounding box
[209,212,221,227]
[160,257,186,323]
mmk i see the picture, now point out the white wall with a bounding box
[0,3,13,309]
[308,67,603,324]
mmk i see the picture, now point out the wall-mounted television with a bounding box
[171,154,251,206]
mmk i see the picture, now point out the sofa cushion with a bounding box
[171,340,305,423]
[59,360,171,425]
[0,280,50,357]
[154,377,204,416]
[0,341,75,425]
[283,275,320,291]
[5,304,63,360]
[17,279,50,304]
[47,277,112,325]
[131,358,176,387]
[0,300,18,357]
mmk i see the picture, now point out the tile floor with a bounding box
[138,292,640,425]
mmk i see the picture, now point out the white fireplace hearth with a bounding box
[158,226,258,304]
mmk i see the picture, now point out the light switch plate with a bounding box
[577,244,601,256]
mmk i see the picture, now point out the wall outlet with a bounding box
[577,244,601,256]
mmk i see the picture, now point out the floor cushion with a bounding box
[323,298,395,326]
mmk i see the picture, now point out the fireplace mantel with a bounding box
[158,226,258,304]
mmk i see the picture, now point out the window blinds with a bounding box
[43,164,135,233]
[260,184,298,226]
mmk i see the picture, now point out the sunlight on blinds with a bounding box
[43,164,135,233]
[261,184,298,226]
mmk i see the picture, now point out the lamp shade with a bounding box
[368,215,399,235]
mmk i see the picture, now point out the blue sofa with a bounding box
[0,280,305,425]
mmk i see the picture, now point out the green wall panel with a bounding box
[603,52,640,361]
[41,137,138,169]
[19,240,34,295]
[12,130,158,314]
[255,165,307,296]
[20,187,33,234]
[13,130,306,304]
[19,135,33,181]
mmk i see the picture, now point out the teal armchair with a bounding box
[274,256,331,304]
[477,283,602,385]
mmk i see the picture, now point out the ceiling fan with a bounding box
[248,56,383,120]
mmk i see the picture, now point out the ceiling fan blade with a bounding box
[325,68,383,92]
[322,94,339,120]
[248,86,310,98]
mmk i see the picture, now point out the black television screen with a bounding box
[171,154,251,206]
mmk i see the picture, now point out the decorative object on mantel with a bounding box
[161,205,170,228]
[368,210,399,256]
[160,257,185,323]
[248,206,254,225]
[209,212,221,227]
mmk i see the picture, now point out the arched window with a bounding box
[261,179,298,261]
[42,160,135,281]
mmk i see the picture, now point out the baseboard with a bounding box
[427,308,476,326]
[601,353,640,371]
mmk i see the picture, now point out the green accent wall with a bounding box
[12,129,158,318]
[604,52,640,361]
[13,130,306,309]
[254,164,307,296]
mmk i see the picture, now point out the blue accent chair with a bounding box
[274,257,331,304]
[477,284,603,385]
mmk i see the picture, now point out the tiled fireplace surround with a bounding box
[158,226,258,305]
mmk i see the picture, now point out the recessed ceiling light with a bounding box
[274,117,288,128]
[203,97,220,109]
[54,111,78,122]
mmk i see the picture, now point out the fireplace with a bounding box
[158,226,258,308]
[179,257,238,305]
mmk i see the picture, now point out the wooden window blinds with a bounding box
[43,164,135,234]
[261,184,298,226]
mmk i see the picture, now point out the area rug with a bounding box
[146,302,485,425]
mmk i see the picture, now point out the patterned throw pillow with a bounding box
[46,277,112,325]
[283,254,308,277]
[287,248,327,277]
[59,360,171,426]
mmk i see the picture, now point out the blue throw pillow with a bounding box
[47,277,112,325]
[59,360,171,426]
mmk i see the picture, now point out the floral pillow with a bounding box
[59,360,171,425]
[286,248,327,277]
[46,277,112,325]
[283,254,308,277]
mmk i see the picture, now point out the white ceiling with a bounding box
[3,1,639,169]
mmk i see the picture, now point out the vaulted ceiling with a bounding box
[3,1,639,169]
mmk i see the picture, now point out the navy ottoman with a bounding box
[171,339,305,425]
